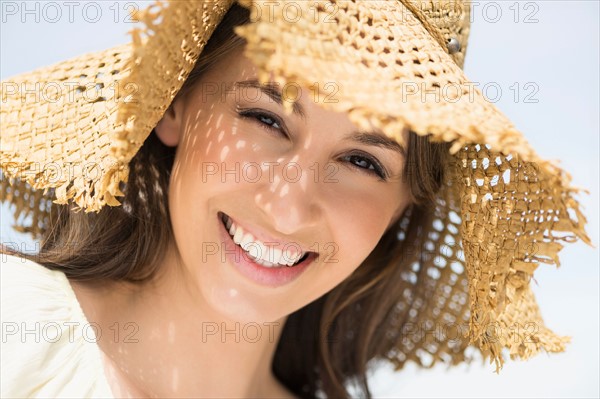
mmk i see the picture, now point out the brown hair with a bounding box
[3,4,449,398]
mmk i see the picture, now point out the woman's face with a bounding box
[155,47,411,323]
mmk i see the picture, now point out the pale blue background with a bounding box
[1,1,598,397]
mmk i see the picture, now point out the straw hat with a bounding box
[0,0,592,373]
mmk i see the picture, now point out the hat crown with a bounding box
[399,0,471,68]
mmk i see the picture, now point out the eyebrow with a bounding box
[234,79,406,157]
[234,79,306,119]
[343,131,406,157]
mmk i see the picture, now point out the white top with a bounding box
[1,254,114,398]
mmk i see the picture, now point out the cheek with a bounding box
[166,119,245,260]
[307,185,407,290]
[331,196,391,261]
[169,119,250,201]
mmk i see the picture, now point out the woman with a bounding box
[0,1,592,398]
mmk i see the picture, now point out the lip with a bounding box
[217,212,316,287]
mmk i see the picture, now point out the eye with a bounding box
[236,108,287,137]
[342,153,387,180]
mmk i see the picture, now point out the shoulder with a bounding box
[1,253,114,398]
[1,252,72,298]
[1,253,82,328]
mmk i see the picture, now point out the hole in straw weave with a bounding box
[402,271,417,285]
[424,241,435,252]
[490,175,499,186]
[427,267,441,280]
[436,257,447,268]
[450,261,464,274]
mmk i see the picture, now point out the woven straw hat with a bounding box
[0,0,593,373]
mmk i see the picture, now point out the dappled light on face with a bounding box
[199,104,215,137]
[229,117,240,137]
[268,175,282,193]
[219,146,230,162]
[251,161,319,236]
[254,193,273,214]
[279,184,289,198]
[185,106,234,178]
[303,129,313,149]
[171,368,180,392]
[167,321,176,344]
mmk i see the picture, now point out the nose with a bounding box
[253,159,323,236]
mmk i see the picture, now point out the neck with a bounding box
[71,243,293,398]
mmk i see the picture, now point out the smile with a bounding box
[217,212,318,287]
[220,212,311,267]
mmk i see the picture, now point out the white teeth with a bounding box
[222,214,306,267]
[248,246,261,259]
[255,241,268,260]
[284,247,298,266]
[270,247,283,265]
[240,233,254,250]
[249,254,276,268]
[233,227,244,245]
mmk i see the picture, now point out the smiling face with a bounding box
[154,46,411,323]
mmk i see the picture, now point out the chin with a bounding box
[193,265,293,324]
